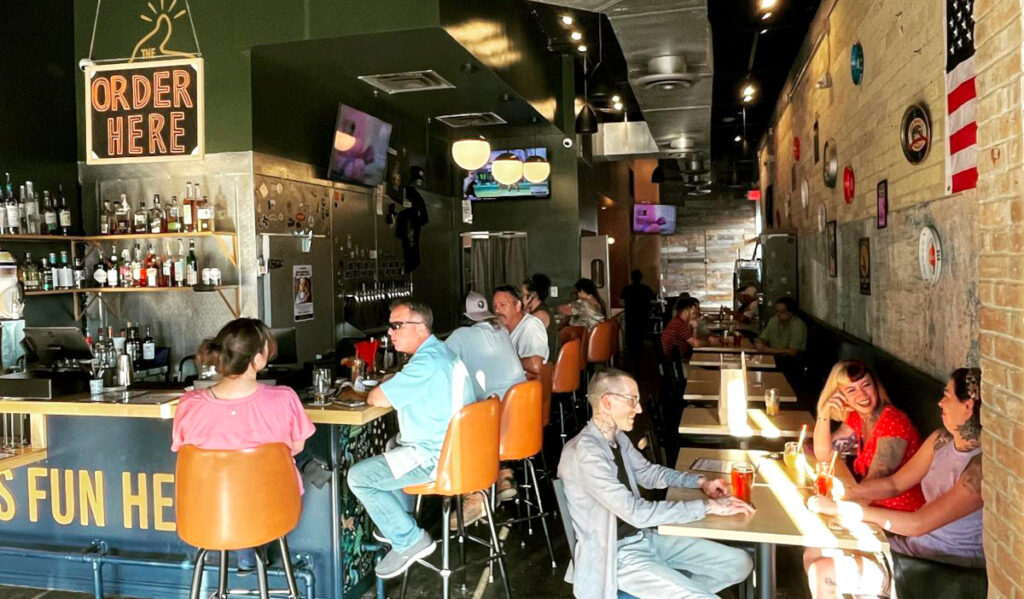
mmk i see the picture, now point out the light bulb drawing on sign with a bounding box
[131,0,196,62]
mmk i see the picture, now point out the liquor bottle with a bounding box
[73,256,86,289]
[99,201,111,235]
[166,195,181,232]
[17,187,26,233]
[192,183,203,231]
[174,238,186,287]
[25,181,39,234]
[132,243,145,287]
[148,194,166,234]
[133,199,148,234]
[0,182,8,234]
[40,258,53,291]
[186,238,198,286]
[6,174,20,235]
[41,191,56,235]
[22,251,40,291]
[107,247,120,288]
[57,185,72,235]
[92,250,108,287]
[160,242,172,287]
[144,244,158,287]
[120,249,133,287]
[47,252,59,290]
[197,194,213,232]
[182,182,195,233]
[142,326,155,362]
[125,323,139,366]
[115,194,131,234]
[57,250,72,289]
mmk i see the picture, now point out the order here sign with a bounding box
[84,57,204,165]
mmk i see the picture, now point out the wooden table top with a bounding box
[678,407,815,438]
[659,448,887,553]
[690,353,777,369]
[693,337,759,353]
[683,371,796,403]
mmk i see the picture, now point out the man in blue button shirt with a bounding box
[347,300,476,579]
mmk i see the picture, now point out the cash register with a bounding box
[0,327,94,399]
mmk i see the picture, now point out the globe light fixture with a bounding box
[451,136,491,171]
[491,152,524,185]
[523,154,551,183]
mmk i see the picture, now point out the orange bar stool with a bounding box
[401,398,510,599]
[496,379,557,569]
[587,320,617,371]
[176,443,302,599]
[552,339,582,445]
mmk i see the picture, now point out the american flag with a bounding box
[945,0,977,193]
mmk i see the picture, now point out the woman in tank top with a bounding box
[804,368,985,598]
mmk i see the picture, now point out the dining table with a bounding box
[683,370,797,403]
[678,407,815,439]
[661,448,891,599]
[689,352,777,370]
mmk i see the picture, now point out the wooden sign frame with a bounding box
[84,57,204,165]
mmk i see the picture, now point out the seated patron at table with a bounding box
[753,297,807,356]
[805,368,985,598]
[347,300,476,579]
[521,273,559,359]
[171,318,316,572]
[558,278,607,330]
[660,297,705,364]
[732,285,759,323]
[558,369,754,599]
[493,285,549,378]
[445,291,527,518]
[813,360,926,512]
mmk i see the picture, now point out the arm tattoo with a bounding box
[960,454,983,494]
[833,434,857,457]
[824,576,836,588]
[934,431,953,451]
[868,438,908,478]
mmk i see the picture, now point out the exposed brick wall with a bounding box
[975,0,1024,596]
[761,0,978,380]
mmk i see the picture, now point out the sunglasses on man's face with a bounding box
[388,321,424,331]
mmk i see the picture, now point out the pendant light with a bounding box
[523,154,551,183]
[575,40,599,134]
[451,135,491,171]
[491,151,524,185]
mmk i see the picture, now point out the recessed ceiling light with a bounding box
[571,31,583,41]
[759,0,777,10]
[577,44,588,53]
[762,11,772,20]
[561,15,574,25]
[611,95,621,103]
[613,101,624,110]
[761,28,768,34]
[735,135,742,142]
[723,116,736,123]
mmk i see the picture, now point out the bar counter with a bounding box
[0,385,394,599]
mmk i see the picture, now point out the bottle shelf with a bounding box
[25,285,238,296]
[0,234,78,242]
[0,231,235,242]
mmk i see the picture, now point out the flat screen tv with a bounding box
[462,148,550,200]
[633,204,676,234]
[327,104,393,187]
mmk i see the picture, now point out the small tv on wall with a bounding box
[462,148,550,200]
[633,204,676,234]
[327,104,393,187]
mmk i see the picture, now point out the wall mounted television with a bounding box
[327,104,393,187]
[462,148,550,200]
[633,204,677,234]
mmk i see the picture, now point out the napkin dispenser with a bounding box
[718,352,751,436]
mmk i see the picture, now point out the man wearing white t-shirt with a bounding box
[493,285,549,379]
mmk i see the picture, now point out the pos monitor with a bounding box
[22,327,93,367]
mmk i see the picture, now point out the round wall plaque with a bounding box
[901,104,932,164]
[918,226,942,285]
[818,203,827,232]
[823,139,838,188]
[801,178,810,209]
[843,166,855,203]
[851,42,865,85]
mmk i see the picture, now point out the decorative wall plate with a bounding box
[851,42,864,85]
[843,166,855,203]
[918,226,942,285]
[818,202,827,232]
[801,178,810,209]
[901,104,932,164]
[823,139,838,188]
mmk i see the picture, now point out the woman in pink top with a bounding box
[172,318,315,572]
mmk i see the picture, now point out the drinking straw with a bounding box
[797,424,807,449]
[827,450,838,476]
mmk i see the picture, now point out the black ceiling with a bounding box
[708,0,821,161]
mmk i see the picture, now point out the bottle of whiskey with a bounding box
[40,257,53,290]
[186,238,198,286]
[174,238,186,287]
[57,185,72,235]
[160,241,172,287]
[115,194,132,234]
[142,326,155,362]
[93,250,108,287]
[133,199,148,234]
[182,182,195,233]
[22,251,40,291]
[144,244,159,287]
[73,256,86,289]
[6,174,21,235]
[132,243,145,287]
[107,247,119,288]
[41,190,56,235]
[120,249,133,287]
[149,194,166,234]
[166,195,181,232]
[197,194,213,232]
[99,201,111,235]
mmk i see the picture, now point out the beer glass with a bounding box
[764,388,780,416]
[730,463,755,504]
[310,366,332,407]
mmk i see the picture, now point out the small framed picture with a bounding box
[877,180,888,229]
[859,238,871,295]
[826,221,838,278]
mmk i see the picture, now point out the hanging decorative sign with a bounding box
[818,202,827,233]
[843,166,855,203]
[84,57,205,165]
[794,137,801,161]
[900,103,932,164]
[801,178,810,210]
[859,238,871,294]
[823,139,838,188]
[877,180,888,229]
[918,226,943,285]
[850,42,865,85]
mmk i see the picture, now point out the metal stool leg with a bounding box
[455,494,467,591]
[400,495,424,599]
[480,490,511,599]
[441,497,452,599]
[254,547,270,599]
[218,550,229,599]
[187,549,207,599]
[277,537,300,599]
[558,400,568,446]
[527,458,557,569]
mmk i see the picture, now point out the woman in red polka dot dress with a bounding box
[812,360,926,511]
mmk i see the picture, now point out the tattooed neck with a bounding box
[593,414,618,443]
[955,419,981,450]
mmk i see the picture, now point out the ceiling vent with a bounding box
[435,112,507,128]
[357,70,455,94]
[634,55,697,91]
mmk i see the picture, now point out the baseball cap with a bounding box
[464,291,494,321]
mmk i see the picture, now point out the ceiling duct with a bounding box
[591,120,660,158]
[435,112,507,128]
[357,69,455,94]
[635,56,697,92]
